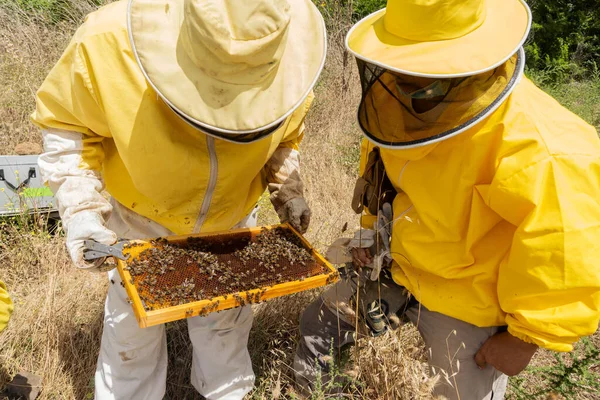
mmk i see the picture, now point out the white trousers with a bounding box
[94,200,257,400]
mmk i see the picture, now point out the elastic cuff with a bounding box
[507,326,573,352]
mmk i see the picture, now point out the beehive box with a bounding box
[0,155,57,217]
[117,224,339,328]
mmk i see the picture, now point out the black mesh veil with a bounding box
[356,49,523,148]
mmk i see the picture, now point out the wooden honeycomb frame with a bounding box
[116,224,339,328]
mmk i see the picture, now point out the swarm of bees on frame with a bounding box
[122,227,329,316]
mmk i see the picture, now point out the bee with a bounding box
[340,221,350,234]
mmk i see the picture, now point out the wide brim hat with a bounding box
[128,0,326,134]
[346,0,532,78]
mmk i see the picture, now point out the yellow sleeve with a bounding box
[0,280,14,332]
[278,91,315,151]
[30,28,109,171]
[489,154,600,351]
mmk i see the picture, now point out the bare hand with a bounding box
[474,331,538,376]
[351,247,372,268]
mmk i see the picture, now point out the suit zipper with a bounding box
[193,136,218,233]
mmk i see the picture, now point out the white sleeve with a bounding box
[38,128,112,225]
[39,128,115,270]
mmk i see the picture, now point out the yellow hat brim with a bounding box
[128,0,326,133]
[346,0,531,77]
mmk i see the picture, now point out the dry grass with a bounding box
[0,224,106,399]
[1,4,61,153]
[1,1,598,400]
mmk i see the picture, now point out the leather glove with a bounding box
[474,331,538,376]
[66,211,117,272]
[276,197,311,234]
[265,147,311,233]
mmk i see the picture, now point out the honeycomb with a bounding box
[121,227,329,311]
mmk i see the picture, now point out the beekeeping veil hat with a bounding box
[345,0,531,148]
[127,0,326,142]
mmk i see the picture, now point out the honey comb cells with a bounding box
[122,227,328,312]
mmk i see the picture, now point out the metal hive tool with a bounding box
[116,224,339,328]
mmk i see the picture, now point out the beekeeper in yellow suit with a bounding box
[31,0,325,398]
[0,281,13,332]
[295,0,600,399]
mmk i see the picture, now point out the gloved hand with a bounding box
[65,211,117,272]
[265,147,311,233]
[474,331,538,376]
[38,128,116,272]
[277,197,311,234]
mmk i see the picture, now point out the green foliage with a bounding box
[308,342,359,399]
[509,338,600,399]
[525,0,600,82]
[351,0,386,21]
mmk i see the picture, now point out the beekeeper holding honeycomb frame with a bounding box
[30,0,326,398]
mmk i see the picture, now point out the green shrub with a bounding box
[509,338,600,399]
[351,0,386,20]
[525,0,600,82]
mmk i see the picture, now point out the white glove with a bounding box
[276,197,311,234]
[66,211,117,272]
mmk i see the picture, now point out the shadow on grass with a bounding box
[56,309,104,400]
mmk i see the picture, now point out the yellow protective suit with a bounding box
[0,280,13,332]
[360,77,600,352]
[31,0,311,235]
